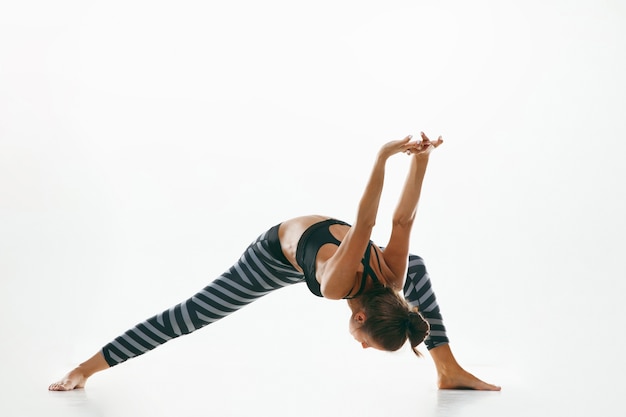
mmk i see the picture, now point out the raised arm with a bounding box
[320,136,419,299]
[382,132,443,289]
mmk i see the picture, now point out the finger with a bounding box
[404,139,419,149]
[405,142,420,154]
[433,136,444,147]
[420,131,430,142]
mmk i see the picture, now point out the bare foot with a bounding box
[49,351,109,391]
[438,367,501,391]
[49,367,89,391]
[429,344,501,391]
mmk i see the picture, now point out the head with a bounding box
[348,286,430,356]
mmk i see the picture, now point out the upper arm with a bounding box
[318,222,373,299]
[380,221,413,290]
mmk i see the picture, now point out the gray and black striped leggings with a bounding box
[102,225,449,367]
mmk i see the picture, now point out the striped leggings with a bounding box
[102,226,449,367]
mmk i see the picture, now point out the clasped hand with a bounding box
[379,132,444,160]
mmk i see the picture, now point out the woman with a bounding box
[49,132,500,391]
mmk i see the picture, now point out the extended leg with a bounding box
[403,254,500,391]
[49,226,304,390]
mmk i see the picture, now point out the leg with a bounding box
[403,255,449,350]
[403,254,500,391]
[50,226,304,391]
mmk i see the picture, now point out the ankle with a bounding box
[435,362,463,376]
[75,352,109,378]
[74,364,96,379]
[429,344,462,374]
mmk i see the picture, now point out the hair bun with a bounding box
[406,310,430,353]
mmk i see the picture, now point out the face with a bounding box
[348,310,384,350]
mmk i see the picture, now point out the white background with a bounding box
[1,1,625,416]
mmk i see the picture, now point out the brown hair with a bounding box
[359,286,430,356]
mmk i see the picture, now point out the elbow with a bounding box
[392,215,415,229]
[320,282,343,300]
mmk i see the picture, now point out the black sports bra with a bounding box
[295,218,382,298]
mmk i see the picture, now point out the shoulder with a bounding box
[373,246,404,291]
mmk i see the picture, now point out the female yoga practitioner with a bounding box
[49,132,500,391]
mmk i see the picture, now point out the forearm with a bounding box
[355,154,387,228]
[392,156,429,226]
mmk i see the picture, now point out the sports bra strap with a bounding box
[344,242,381,299]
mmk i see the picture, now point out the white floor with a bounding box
[2,339,622,417]
[2,1,626,416]
[2,278,624,417]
